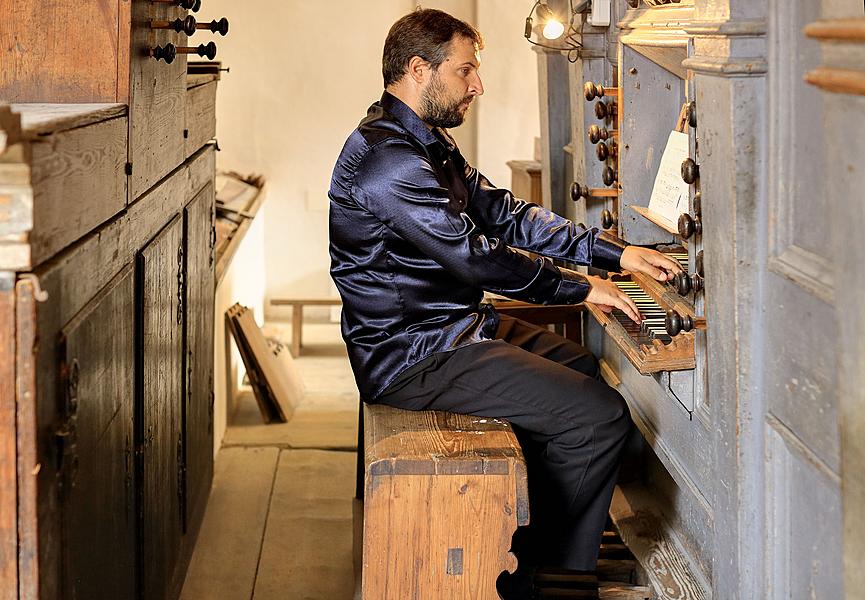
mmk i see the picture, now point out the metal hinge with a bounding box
[176,243,185,325]
[125,162,133,176]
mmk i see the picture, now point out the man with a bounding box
[329,8,682,598]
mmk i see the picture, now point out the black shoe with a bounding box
[497,567,539,600]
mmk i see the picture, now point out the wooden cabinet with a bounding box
[0,78,218,600]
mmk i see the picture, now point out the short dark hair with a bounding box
[382,8,484,87]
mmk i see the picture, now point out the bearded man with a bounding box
[328,8,682,599]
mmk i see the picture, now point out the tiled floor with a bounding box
[180,322,358,600]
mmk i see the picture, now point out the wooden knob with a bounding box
[693,190,702,217]
[570,182,588,202]
[687,100,697,128]
[588,124,607,144]
[585,82,616,101]
[681,158,699,184]
[665,310,685,336]
[151,16,197,35]
[191,0,201,12]
[602,164,617,186]
[673,272,703,295]
[199,17,229,35]
[150,43,178,64]
[601,209,618,230]
[594,100,616,120]
[596,140,617,162]
[628,0,639,7]
[677,213,702,239]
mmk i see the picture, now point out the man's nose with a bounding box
[469,74,484,96]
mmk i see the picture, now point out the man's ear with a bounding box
[407,56,430,85]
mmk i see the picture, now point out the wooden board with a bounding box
[609,485,709,599]
[14,278,38,599]
[225,304,284,423]
[0,275,16,600]
[29,115,128,266]
[0,1,131,102]
[139,215,184,600]
[59,265,136,600]
[128,0,187,199]
[185,81,217,160]
[14,104,127,138]
[184,184,215,530]
[231,305,298,422]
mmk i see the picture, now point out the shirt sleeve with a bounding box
[462,163,628,272]
[351,139,592,304]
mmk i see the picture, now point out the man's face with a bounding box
[418,35,484,129]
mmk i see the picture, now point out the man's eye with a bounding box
[461,68,470,76]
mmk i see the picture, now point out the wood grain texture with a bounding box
[29,115,127,266]
[362,403,528,599]
[184,82,217,160]
[184,184,215,531]
[14,278,39,600]
[59,265,136,600]
[0,1,130,102]
[14,104,127,138]
[0,276,17,600]
[609,485,709,600]
[139,215,184,600]
[128,0,187,199]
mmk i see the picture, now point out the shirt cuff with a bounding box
[552,267,591,304]
[591,230,628,272]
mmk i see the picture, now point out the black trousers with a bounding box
[376,314,634,571]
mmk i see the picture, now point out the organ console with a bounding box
[540,2,854,597]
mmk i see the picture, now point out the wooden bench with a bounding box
[269,297,342,357]
[359,403,529,599]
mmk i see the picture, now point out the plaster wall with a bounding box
[204,1,540,319]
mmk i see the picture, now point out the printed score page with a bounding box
[647,130,690,228]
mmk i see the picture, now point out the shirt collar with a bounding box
[380,91,455,156]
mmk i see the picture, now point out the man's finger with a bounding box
[651,254,684,274]
[617,293,641,323]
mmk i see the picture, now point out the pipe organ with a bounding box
[536,0,865,597]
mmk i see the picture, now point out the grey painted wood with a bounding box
[184,82,217,160]
[536,49,572,216]
[618,45,683,245]
[59,265,136,600]
[140,214,185,600]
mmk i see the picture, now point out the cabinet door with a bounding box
[59,265,136,600]
[184,183,215,527]
[139,215,184,600]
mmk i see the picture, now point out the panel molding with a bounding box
[767,246,834,305]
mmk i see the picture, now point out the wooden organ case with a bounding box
[0,2,229,599]
[537,0,865,598]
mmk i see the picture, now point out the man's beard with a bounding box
[419,73,472,129]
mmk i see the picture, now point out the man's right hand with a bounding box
[584,275,642,324]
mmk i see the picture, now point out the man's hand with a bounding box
[585,275,642,323]
[620,246,683,282]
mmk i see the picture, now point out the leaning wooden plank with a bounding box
[234,306,299,421]
[0,274,17,600]
[609,485,709,600]
[225,305,282,423]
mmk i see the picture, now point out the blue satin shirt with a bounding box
[329,92,626,401]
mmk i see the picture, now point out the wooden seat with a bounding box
[359,403,529,599]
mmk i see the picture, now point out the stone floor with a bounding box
[180,322,358,600]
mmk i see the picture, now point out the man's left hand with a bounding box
[619,246,683,282]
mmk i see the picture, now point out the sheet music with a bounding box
[648,131,690,227]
